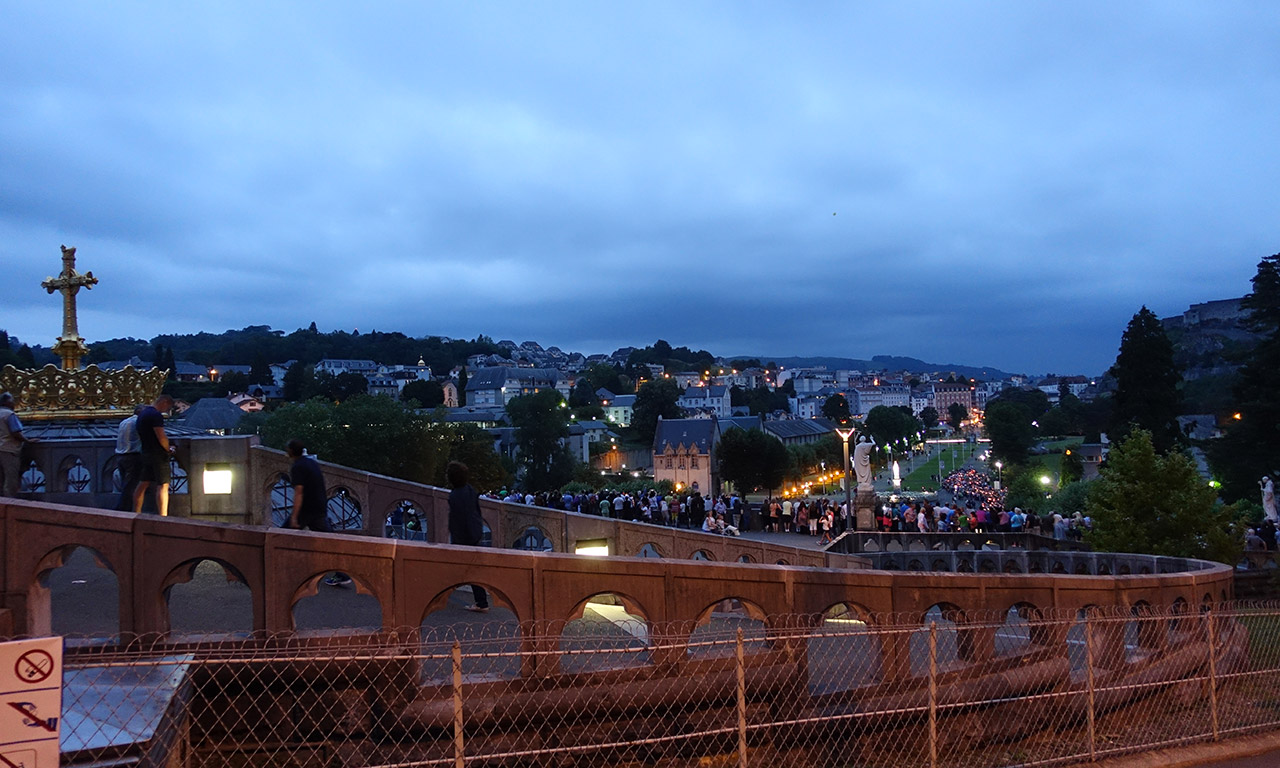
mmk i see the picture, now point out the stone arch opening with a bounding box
[907,559,925,571]
[169,456,188,495]
[1129,600,1161,657]
[808,602,882,693]
[559,592,652,673]
[931,559,951,572]
[291,571,382,635]
[267,473,293,527]
[21,459,46,493]
[1074,562,1090,575]
[637,542,663,558]
[420,583,522,684]
[31,545,119,642]
[910,603,970,676]
[688,598,769,659]
[775,558,789,565]
[514,525,553,552]
[737,554,754,563]
[1167,597,1191,640]
[978,558,997,573]
[164,558,253,639]
[956,559,974,573]
[1118,563,1132,575]
[885,540,903,553]
[385,499,428,541]
[996,602,1049,657]
[326,487,362,531]
[1003,560,1023,574]
[58,455,92,494]
[692,549,714,561]
[101,454,124,494]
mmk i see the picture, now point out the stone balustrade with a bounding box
[1,496,1234,675]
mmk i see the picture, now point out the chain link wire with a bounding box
[45,599,1280,768]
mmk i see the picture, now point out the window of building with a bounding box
[691,457,699,469]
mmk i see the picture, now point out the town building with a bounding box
[465,367,570,408]
[678,385,731,418]
[652,416,721,495]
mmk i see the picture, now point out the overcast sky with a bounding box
[2,3,1277,375]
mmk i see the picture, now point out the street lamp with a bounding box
[835,426,856,530]
[994,460,1003,489]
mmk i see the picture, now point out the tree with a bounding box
[506,389,575,492]
[401,379,445,408]
[985,399,1036,465]
[822,393,851,424]
[248,354,274,386]
[1053,480,1093,517]
[863,406,921,450]
[1004,470,1049,514]
[919,406,939,432]
[1087,429,1239,564]
[1108,307,1183,454]
[1211,253,1280,501]
[217,370,250,396]
[631,379,684,444]
[745,386,789,416]
[1060,446,1084,484]
[718,428,788,494]
[947,402,968,432]
[282,362,317,401]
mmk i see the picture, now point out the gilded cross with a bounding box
[41,245,98,370]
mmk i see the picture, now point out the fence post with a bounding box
[929,621,938,768]
[1085,615,1096,763]
[737,627,747,768]
[452,640,465,768]
[1206,609,1220,741]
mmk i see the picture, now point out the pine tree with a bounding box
[1107,307,1183,453]
[1210,253,1280,500]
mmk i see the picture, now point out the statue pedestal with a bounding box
[855,489,878,531]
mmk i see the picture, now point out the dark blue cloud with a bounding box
[1,2,1277,374]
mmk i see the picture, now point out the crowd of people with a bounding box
[486,471,1096,543]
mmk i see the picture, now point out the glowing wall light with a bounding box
[203,463,233,495]
[575,538,610,557]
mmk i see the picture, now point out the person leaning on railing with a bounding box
[447,460,490,613]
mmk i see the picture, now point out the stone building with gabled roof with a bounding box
[652,416,721,495]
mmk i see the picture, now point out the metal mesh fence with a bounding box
[45,599,1280,768]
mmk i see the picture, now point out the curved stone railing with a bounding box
[828,530,1090,554]
[247,445,835,567]
[1,497,1234,657]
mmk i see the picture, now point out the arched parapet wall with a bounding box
[0,497,1236,678]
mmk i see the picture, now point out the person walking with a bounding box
[0,392,34,497]
[133,395,175,516]
[284,439,352,587]
[447,460,490,613]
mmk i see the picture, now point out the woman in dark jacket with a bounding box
[447,461,490,613]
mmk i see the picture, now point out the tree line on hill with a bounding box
[979,252,1280,565]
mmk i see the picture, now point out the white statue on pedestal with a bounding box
[853,435,876,491]
[1262,476,1278,523]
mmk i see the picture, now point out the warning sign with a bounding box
[0,638,61,768]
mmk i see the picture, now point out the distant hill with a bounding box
[747,355,1016,381]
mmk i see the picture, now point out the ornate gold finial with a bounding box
[41,244,99,370]
[0,244,168,420]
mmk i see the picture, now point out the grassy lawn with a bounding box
[901,445,973,491]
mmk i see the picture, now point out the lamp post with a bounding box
[994,460,1003,490]
[835,426,856,530]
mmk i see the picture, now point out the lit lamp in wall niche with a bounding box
[575,539,610,556]
[203,463,233,495]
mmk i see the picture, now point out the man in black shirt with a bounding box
[286,439,352,588]
[133,395,175,515]
[287,439,330,532]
